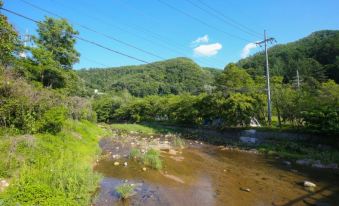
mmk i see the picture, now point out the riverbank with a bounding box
[108,123,339,167]
[0,120,105,205]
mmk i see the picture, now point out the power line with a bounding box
[0,7,157,66]
[118,0,227,67]
[157,0,253,43]
[17,0,166,60]
[47,0,219,68]
[185,0,262,38]
[45,0,219,65]
[196,0,262,37]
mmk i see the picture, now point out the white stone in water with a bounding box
[116,147,119,150]
[304,181,316,187]
[124,162,128,166]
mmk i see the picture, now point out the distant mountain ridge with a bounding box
[77,57,221,96]
[237,30,339,83]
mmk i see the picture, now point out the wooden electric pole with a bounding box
[256,30,276,125]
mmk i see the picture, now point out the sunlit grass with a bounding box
[0,120,104,205]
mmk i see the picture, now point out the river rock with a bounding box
[283,161,291,166]
[124,162,128,167]
[240,187,251,192]
[303,181,316,187]
[239,136,257,144]
[168,149,177,155]
[142,167,147,171]
[296,159,313,166]
[114,161,120,166]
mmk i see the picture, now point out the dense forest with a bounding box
[238,30,339,83]
[77,58,221,96]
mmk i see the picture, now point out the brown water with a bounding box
[93,141,339,206]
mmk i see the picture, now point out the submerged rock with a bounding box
[239,136,257,144]
[114,161,120,166]
[303,181,316,188]
[296,159,313,166]
[142,167,147,171]
[283,161,291,166]
[240,187,251,192]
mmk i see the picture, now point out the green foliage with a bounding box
[301,109,339,133]
[0,120,104,205]
[173,136,185,148]
[110,123,155,135]
[0,3,20,65]
[78,58,220,96]
[35,17,79,69]
[37,106,67,134]
[238,30,339,83]
[216,63,254,93]
[129,148,141,159]
[115,184,136,199]
[143,149,162,170]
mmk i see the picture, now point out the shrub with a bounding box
[115,184,136,199]
[37,106,68,134]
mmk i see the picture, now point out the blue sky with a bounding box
[3,0,339,69]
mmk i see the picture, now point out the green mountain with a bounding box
[237,30,339,83]
[77,57,221,97]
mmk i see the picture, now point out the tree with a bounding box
[35,17,79,69]
[0,0,20,66]
[216,64,254,93]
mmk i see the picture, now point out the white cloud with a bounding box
[241,42,257,58]
[192,35,209,45]
[193,43,222,57]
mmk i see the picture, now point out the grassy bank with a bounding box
[0,120,105,205]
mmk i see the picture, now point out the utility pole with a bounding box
[256,30,276,125]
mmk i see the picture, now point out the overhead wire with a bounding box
[197,0,263,37]
[47,0,222,68]
[156,0,254,43]
[185,0,262,38]
[0,7,160,67]
[17,0,166,61]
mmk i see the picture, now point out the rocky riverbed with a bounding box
[92,129,339,206]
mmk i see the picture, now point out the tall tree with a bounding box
[0,0,20,66]
[35,17,79,69]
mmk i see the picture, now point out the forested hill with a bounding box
[77,57,221,96]
[237,30,339,83]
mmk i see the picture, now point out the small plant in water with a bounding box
[116,183,136,199]
[129,148,141,159]
[143,148,162,170]
[173,136,185,148]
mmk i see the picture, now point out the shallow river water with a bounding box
[93,141,339,206]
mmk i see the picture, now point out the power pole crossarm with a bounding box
[256,30,276,126]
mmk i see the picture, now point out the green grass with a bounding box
[110,123,156,135]
[129,148,141,159]
[115,184,136,199]
[257,139,339,164]
[173,136,185,148]
[142,149,162,170]
[0,120,104,205]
